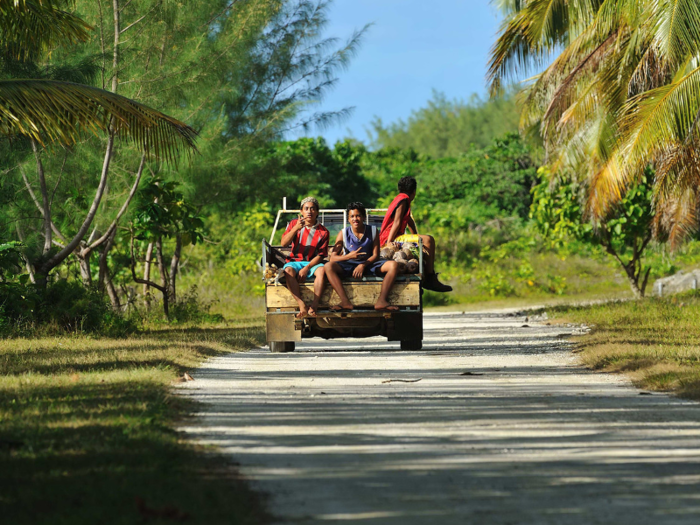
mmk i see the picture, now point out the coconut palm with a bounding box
[489,0,700,246]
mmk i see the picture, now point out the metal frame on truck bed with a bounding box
[262,202,423,352]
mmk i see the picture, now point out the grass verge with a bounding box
[545,291,700,400]
[0,319,268,525]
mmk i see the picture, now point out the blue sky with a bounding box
[305,1,503,145]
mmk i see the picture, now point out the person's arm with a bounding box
[330,231,362,262]
[407,215,418,235]
[281,218,304,247]
[329,232,345,262]
[353,234,380,278]
[365,234,380,264]
[385,202,407,243]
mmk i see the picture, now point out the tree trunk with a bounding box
[99,229,121,309]
[168,234,182,303]
[143,242,154,309]
[155,237,170,317]
[78,249,93,286]
[31,141,53,256]
[130,234,168,319]
[624,267,644,299]
[37,134,115,279]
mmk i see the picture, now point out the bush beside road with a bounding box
[545,291,700,400]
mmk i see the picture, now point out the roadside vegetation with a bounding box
[0,318,267,524]
[545,291,700,400]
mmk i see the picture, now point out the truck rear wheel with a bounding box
[400,339,422,351]
[269,341,295,353]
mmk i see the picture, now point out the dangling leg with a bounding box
[375,261,399,311]
[284,266,308,318]
[324,262,353,310]
[308,266,326,317]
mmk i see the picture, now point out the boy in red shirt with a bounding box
[281,197,329,317]
[380,176,452,292]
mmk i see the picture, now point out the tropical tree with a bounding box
[1,0,197,288]
[130,178,204,318]
[489,0,700,246]
[531,166,655,297]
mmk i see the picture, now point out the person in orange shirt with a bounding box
[379,176,452,293]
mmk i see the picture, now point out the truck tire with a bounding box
[270,341,295,353]
[400,339,422,351]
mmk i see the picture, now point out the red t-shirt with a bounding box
[379,193,411,246]
[284,219,330,262]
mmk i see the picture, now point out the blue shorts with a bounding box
[336,259,388,278]
[282,261,324,279]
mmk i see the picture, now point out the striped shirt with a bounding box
[284,219,330,262]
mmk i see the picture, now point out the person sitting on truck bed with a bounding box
[380,176,452,293]
[325,202,400,312]
[281,196,329,318]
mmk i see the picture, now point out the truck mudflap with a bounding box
[267,312,302,342]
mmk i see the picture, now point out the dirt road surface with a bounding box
[178,311,700,524]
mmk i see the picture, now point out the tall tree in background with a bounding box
[188,0,367,210]
[369,90,520,157]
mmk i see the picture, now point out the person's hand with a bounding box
[295,216,306,230]
[352,263,366,279]
[296,266,310,282]
[346,248,362,260]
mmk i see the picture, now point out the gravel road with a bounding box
[178,311,700,524]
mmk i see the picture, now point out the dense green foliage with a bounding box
[531,167,656,297]
[369,90,520,157]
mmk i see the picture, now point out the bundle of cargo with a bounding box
[380,242,421,274]
[264,263,283,285]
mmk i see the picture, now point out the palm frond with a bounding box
[543,30,618,127]
[0,0,91,61]
[653,0,700,65]
[0,80,197,162]
[586,152,626,219]
[652,185,699,247]
[619,64,700,176]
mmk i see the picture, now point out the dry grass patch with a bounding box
[0,319,269,525]
[546,292,700,399]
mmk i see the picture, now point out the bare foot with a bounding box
[308,305,318,317]
[375,299,398,311]
[330,303,354,312]
[296,305,309,318]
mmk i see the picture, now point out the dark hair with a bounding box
[346,202,366,219]
[398,176,417,195]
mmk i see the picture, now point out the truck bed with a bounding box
[266,275,421,310]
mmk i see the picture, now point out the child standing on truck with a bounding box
[325,202,400,312]
[281,197,329,318]
[380,176,452,292]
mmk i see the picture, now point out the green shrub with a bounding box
[0,279,137,336]
[170,286,225,324]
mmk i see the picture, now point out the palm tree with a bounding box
[489,0,700,245]
[1,0,197,283]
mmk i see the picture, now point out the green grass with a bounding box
[544,291,700,399]
[0,319,269,525]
